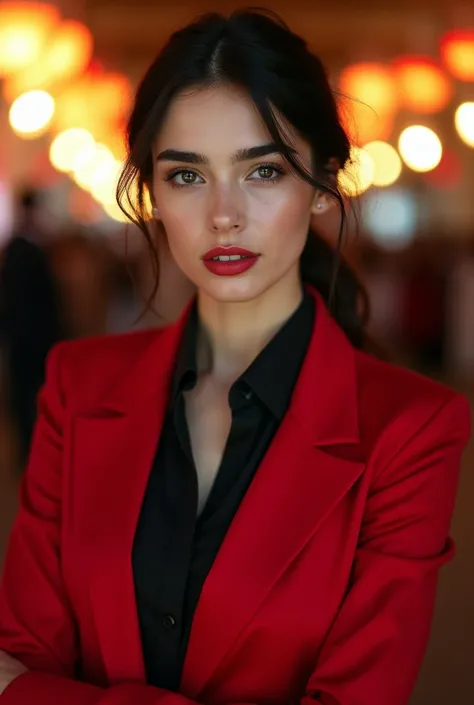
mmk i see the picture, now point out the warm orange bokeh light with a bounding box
[54,70,132,135]
[4,19,94,101]
[88,72,133,124]
[54,79,97,134]
[46,21,94,82]
[100,128,128,162]
[339,98,395,145]
[339,62,398,115]
[0,2,60,75]
[338,63,398,145]
[441,30,474,82]
[393,56,453,114]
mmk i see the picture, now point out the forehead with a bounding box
[154,84,301,155]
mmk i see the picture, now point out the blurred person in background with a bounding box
[49,231,114,339]
[0,10,470,705]
[0,187,63,467]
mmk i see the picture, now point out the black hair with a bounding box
[117,8,371,349]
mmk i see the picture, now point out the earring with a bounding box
[316,203,324,210]
[152,206,159,218]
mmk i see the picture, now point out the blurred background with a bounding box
[0,1,473,703]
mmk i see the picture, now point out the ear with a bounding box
[311,157,341,216]
[310,190,335,216]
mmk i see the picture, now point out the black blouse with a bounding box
[132,292,315,691]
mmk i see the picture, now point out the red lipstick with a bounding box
[202,246,260,276]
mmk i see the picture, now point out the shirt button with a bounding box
[162,614,177,629]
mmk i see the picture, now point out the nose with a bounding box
[207,186,244,233]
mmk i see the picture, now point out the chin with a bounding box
[202,278,266,304]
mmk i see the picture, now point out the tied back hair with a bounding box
[117,8,373,351]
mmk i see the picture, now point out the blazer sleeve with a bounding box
[301,393,470,705]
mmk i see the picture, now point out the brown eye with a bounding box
[257,166,275,179]
[248,164,283,182]
[181,170,197,183]
[168,169,203,186]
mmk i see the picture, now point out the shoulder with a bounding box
[47,326,170,409]
[353,349,471,459]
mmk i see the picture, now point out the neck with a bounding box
[196,277,304,385]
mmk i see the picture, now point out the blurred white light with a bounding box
[102,200,128,223]
[398,125,442,172]
[365,187,418,249]
[9,89,55,137]
[363,141,402,187]
[73,144,115,190]
[455,102,474,148]
[338,146,375,196]
[90,159,122,205]
[50,128,95,173]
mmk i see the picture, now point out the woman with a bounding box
[0,10,470,705]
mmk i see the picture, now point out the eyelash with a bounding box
[164,162,286,188]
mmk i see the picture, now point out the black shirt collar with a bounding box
[172,291,315,420]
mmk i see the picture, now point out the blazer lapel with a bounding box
[180,289,365,699]
[69,312,189,684]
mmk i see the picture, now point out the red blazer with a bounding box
[0,288,470,705]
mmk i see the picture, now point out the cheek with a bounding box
[156,196,201,257]
[251,187,312,248]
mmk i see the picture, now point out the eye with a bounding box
[166,169,204,186]
[248,163,284,182]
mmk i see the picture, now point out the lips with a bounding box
[202,246,259,261]
[202,246,260,277]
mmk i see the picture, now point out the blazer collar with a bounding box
[96,286,360,447]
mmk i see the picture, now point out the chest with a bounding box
[184,380,233,514]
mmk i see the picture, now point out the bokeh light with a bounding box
[9,89,55,138]
[338,63,397,145]
[102,200,128,223]
[4,19,93,100]
[365,187,418,249]
[73,144,116,191]
[393,56,452,114]
[398,125,443,173]
[440,30,474,82]
[455,102,474,148]
[363,141,402,187]
[0,2,60,75]
[339,99,395,145]
[338,147,375,197]
[89,160,123,206]
[49,128,96,173]
[339,63,398,114]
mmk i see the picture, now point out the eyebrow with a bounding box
[156,143,295,164]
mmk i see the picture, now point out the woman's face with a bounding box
[152,84,322,305]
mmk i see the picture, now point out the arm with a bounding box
[0,344,195,705]
[301,394,470,705]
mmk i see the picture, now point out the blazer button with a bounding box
[162,614,177,629]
